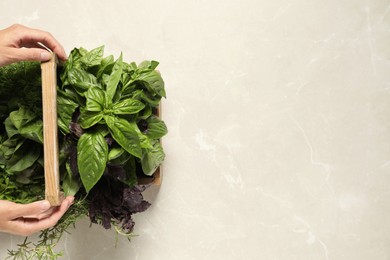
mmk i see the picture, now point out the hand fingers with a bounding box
[9,200,51,220]
[0,47,52,66]
[7,196,74,236]
[6,24,67,61]
[23,206,56,220]
[24,196,75,219]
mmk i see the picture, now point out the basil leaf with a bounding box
[79,111,103,129]
[136,70,166,98]
[57,90,79,134]
[57,104,76,134]
[108,149,131,165]
[131,121,152,149]
[146,115,168,139]
[108,147,125,161]
[68,68,98,85]
[141,140,165,176]
[106,116,142,158]
[77,130,108,192]
[112,98,145,115]
[131,89,161,107]
[97,55,115,79]
[106,54,123,103]
[122,156,137,187]
[61,48,82,84]
[137,104,152,120]
[138,60,159,71]
[85,87,105,112]
[80,46,104,67]
[67,68,100,94]
[63,161,81,196]
[60,88,85,107]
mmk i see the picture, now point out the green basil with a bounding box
[79,111,104,129]
[136,70,166,98]
[112,98,145,115]
[63,161,81,196]
[80,46,104,67]
[106,116,142,158]
[146,115,168,140]
[106,54,123,103]
[141,140,165,176]
[108,146,125,161]
[77,130,108,192]
[85,87,105,112]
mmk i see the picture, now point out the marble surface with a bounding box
[1,0,390,259]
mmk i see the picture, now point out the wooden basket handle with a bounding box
[41,53,64,206]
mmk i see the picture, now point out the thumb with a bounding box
[4,47,52,64]
[10,200,51,219]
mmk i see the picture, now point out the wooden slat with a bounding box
[41,53,63,206]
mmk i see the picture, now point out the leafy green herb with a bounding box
[0,46,167,259]
[77,129,108,192]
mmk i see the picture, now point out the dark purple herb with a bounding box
[137,119,148,133]
[88,174,150,233]
[69,122,84,138]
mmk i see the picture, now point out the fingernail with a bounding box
[40,51,50,61]
[40,201,51,211]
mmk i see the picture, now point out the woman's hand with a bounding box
[0,24,67,66]
[0,24,72,236]
[0,196,74,236]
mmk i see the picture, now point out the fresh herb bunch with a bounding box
[0,46,167,259]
